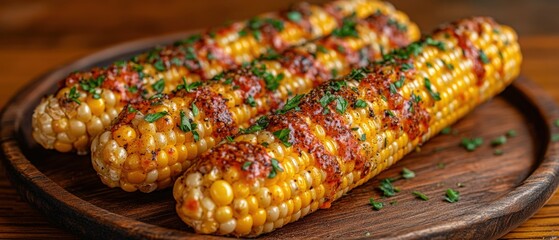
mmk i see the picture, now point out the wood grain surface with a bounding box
[1,0,558,239]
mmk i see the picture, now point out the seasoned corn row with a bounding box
[173,17,522,236]
[32,0,388,155]
[91,8,420,193]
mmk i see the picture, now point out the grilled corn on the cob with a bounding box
[91,7,420,193]
[173,17,522,236]
[32,0,389,155]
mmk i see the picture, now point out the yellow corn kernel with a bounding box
[210,180,234,206]
[113,126,137,147]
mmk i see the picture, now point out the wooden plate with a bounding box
[2,32,559,240]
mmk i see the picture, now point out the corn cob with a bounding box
[91,6,420,193]
[172,17,522,236]
[32,0,389,155]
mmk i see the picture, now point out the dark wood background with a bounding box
[0,0,558,238]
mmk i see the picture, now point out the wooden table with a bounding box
[1,0,558,238]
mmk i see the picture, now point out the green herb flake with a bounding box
[336,97,348,114]
[127,106,137,113]
[401,167,415,179]
[68,86,81,104]
[555,119,559,127]
[491,135,507,146]
[426,62,433,68]
[424,78,441,101]
[145,111,168,123]
[191,103,199,117]
[226,136,234,143]
[441,127,452,135]
[412,191,429,201]
[287,11,302,22]
[461,137,484,151]
[369,198,383,211]
[273,128,292,147]
[494,149,504,156]
[153,60,165,72]
[378,179,398,197]
[444,188,460,203]
[246,95,256,107]
[152,79,165,93]
[506,129,517,138]
[268,158,284,178]
[277,94,303,114]
[316,45,328,54]
[354,99,368,108]
[332,15,359,38]
[551,134,559,142]
[394,76,405,88]
[241,161,252,171]
[360,134,366,141]
[479,50,490,64]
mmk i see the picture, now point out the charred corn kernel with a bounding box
[174,17,521,236]
[33,0,400,155]
[91,0,420,193]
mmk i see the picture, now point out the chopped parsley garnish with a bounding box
[226,135,234,143]
[316,45,328,54]
[273,128,292,147]
[401,63,414,71]
[424,78,441,101]
[354,99,368,108]
[329,80,347,91]
[394,76,405,88]
[191,103,199,117]
[79,76,105,99]
[331,68,339,78]
[461,137,484,151]
[389,83,398,94]
[268,158,284,178]
[425,37,446,50]
[171,57,182,66]
[441,127,452,135]
[412,191,429,201]
[401,168,415,179]
[552,134,559,143]
[319,93,336,108]
[259,48,280,61]
[491,135,507,146]
[238,29,248,37]
[173,34,201,46]
[246,95,256,107]
[336,97,348,114]
[287,11,302,22]
[114,60,126,68]
[241,161,252,171]
[252,30,262,41]
[68,86,81,104]
[347,67,368,80]
[387,18,407,31]
[506,129,517,138]
[153,60,165,72]
[444,188,460,203]
[145,111,168,123]
[378,179,399,197]
[555,119,559,127]
[479,50,490,64]
[426,62,433,68]
[411,92,422,103]
[332,15,358,38]
[178,110,199,141]
[277,94,303,114]
[127,106,137,113]
[494,149,504,156]
[176,77,202,92]
[385,110,396,118]
[369,198,383,211]
[152,79,165,93]
[127,85,138,93]
[360,134,366,141]
[241,116,269,134]
[441,60,455,70]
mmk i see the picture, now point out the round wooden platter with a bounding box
[2,33,559,240]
